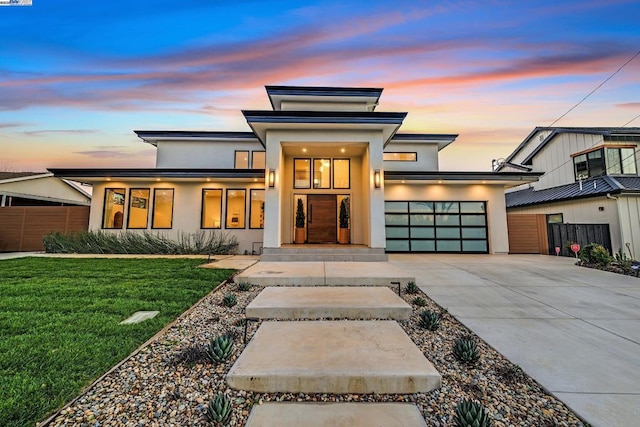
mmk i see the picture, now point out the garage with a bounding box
[384,201,488,253]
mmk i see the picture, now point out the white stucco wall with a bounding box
[383,142,439,171]
[507,197,622,254]
[155,140,263,168]
[90,181,265,254]
[384,183,511,254]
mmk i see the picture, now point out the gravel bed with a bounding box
[47,282,587,427]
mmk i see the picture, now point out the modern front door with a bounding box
[307,194,337,243]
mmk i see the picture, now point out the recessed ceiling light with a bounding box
[106,177,111,181]
[254,178,258,182]
[438,180,442,184]
[302,148,307,153]
[340,148,346,153]
[206,178,211,182]
[156,178,161,181]
[401,180,405,183]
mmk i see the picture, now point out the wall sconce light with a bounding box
[268,169,276,188]
[374,169,381,189]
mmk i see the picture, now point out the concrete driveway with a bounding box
[390,254,640,427]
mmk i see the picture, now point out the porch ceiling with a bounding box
[281,142,367,157]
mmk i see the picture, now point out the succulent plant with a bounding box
[206,334,233,364]
[222,293,237,307]
[453,336,480,365]
[453,399,493,427]
[405,281,419,294]
[237,281,252,292]
[412,296,427,307]
[418,309,441,330]
[207,393,232,425]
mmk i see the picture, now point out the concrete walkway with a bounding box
[390,253,640,427]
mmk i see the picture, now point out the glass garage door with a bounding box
[385,201,488,253]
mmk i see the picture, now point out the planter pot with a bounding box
[294,228,306,244]
[338,228,350,244]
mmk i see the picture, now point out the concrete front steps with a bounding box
[246,287,413,320]
[246,402,428,427]
[226,320,441,394]
[235,261,415,286]
[261,246,388,262]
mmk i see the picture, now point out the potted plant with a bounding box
[294,198,305,244]
[338,197,350,244]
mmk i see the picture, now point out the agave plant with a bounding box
[453,336,480,365]
[206,334,234,364]
[207,393,232,425]
[237,281,252,292]
[222,293,237,307]
[405,281,419,294]
[418,309,441,331]
[453,399,493,427]
[412,296,427,307]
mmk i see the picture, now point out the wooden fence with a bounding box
[506,214,549,254]
[0,206,89,252]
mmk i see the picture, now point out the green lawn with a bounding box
[0,257,233,427]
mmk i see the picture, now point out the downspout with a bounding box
[606,193,618,200]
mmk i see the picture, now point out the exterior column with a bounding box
[368,133,386,249]
[263,134,283,248]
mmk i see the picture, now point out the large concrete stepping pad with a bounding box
[246,287,412,320]
[227,321,441,394]
[246,402,428,426]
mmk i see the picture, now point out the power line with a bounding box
[548,50,640,127]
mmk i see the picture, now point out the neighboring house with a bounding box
[50,85,539,258]
[499,127,640,257]
[0,172,92,252]
[0,172,91,206]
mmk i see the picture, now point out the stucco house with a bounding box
[499,126,640,258]
[50,85,539,260]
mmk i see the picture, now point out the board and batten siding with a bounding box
[507,197,621,254]
[532,133,604,190]
[616,195,640,260]
[509,130,553,165]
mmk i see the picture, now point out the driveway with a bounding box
[390,254,640,427]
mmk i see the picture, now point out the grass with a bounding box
[0,257,233,427]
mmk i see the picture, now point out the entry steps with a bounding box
[260,246,388,262]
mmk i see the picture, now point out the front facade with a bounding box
[51,86,538,257]
[499,127,640,257]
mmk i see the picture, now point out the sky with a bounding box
[1,0,639,172]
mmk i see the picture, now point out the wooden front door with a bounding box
[307,195,337,243]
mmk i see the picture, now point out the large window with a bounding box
[574,147,638,179]
[294,158,311,189]
[383,152,417,161]
[385,201,488,253]
[252,151,266,169]
[102,188,125,229]
[226,189,246,229]
[606,147,637,175]
[152,189,174,229]
[333,159,350,189]
[250,189,265,229]
[235,151,249,169]
[127,188,150,229]
[202,189,222,229]
[313,159,331,189]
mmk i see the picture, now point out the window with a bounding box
[573,149,605,180]
[606,147,637,175]
[251,151,266,169]
[102,188,125,229]
[152,189,174,228]
[294,158,311,189]
[127,188,150,229]
[383,152,417,161]
[202,189,222,229]
[313,159,331,189]
[333,159,350,189]
[226,189,246,228]
[385,201,488,253]
[250,189,265,229]
[235,151,249,169]
[547,213,563,224]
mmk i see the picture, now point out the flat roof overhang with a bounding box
[48,168,265,184]
[243,110,407,147]
[384,171,542,188]
[265,86,383,111]
[134,131,259,146]
[389,133,459,151]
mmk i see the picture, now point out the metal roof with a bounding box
[505,175,640,207]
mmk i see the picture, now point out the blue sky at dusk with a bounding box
[1,0,639,171]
